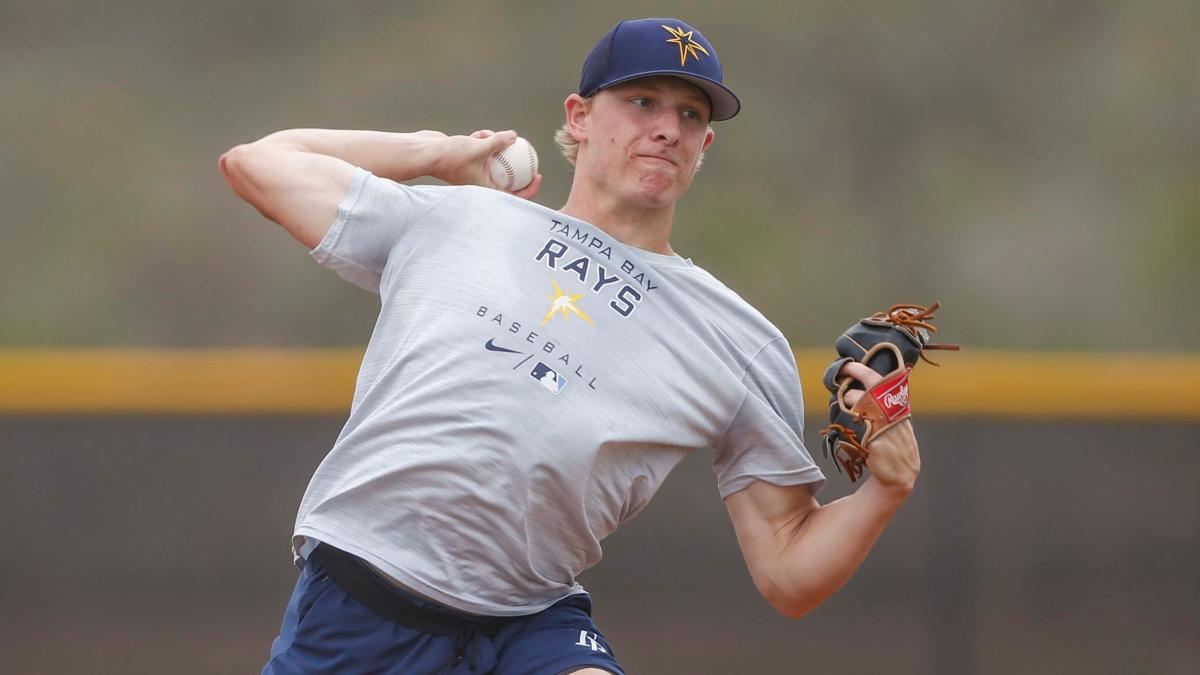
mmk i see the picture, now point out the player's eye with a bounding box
[630,97,652,108]
[682,109,700,120]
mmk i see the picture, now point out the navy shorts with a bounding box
[263,545,624,675]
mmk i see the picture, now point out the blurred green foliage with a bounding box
[1,0,1197,348]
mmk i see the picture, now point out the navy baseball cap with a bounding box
[579,18,741,121]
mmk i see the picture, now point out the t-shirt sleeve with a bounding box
[309,167,446,293]
[712,336,826,499]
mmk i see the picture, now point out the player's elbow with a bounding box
[219,143,265,193]
[772,602,812,620]
[218,142,289,220]
[763,588,817,620]
[219,144,250,191]
[760,576,837,620]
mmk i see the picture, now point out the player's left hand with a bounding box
[836,361,921,493]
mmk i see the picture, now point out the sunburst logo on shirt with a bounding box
[542,278,594,325]
[662,25,710,66]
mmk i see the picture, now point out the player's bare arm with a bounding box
[218,129,542,248]
[725,361,920,618]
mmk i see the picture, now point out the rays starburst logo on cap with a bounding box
[661,24,710,66]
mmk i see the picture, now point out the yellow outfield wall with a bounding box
[0,348,1196,419]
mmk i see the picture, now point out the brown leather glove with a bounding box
[820,303,959,481]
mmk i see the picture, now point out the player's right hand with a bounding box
[430,129,542,200]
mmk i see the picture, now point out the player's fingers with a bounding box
[843,389,864,408]
[838,361,884,390]
[464,130,517,164]
[512,173,542,201]
[484,129,518,152]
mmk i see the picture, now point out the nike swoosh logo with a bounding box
[484,339,522,354]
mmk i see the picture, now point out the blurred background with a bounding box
[1,1,1196,673]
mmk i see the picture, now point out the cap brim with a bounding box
[594,70,741,121]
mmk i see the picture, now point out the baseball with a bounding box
[488,136,538,192]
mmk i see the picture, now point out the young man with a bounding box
[221,17,920,675]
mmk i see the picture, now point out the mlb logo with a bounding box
[530,362,567,394]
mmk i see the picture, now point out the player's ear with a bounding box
[564,94,590,142]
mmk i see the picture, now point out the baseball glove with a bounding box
[820,302,959,481]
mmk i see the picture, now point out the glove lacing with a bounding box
[821,423,869,481]
[870,302,960,366]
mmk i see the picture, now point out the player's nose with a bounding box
[651,111,681,145]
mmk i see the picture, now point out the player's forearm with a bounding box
[766,479,911,618]
[251,128,450,183]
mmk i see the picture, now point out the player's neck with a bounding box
[560,185,676,256]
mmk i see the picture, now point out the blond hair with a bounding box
[555,121,583,165]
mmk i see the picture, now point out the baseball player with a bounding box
[220,17,922,675]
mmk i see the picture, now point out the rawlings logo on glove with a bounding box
[873,372,911,420]
[820,302,958,482]
[882,388,908,411]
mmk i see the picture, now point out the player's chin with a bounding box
[634,174,686,206]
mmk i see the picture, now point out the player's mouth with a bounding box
[633,153,677,166]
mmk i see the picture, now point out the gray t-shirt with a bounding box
[294,168,824,616]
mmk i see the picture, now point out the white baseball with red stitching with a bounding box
[487,136,538,192]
